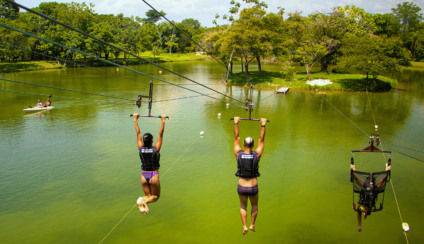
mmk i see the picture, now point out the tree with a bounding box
[294,17,327,80]
[392,2,423,59]
[0,0,19,20]
[145,9,165,23]
[339,33,400,89]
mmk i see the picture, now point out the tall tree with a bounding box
[392,2,423,59]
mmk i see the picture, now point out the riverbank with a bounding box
[0,52,210,73]
[227,70,398,91]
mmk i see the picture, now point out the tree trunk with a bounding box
[245,60,250,85]
[306,62,311,80]
[320,58,328,72]
[241,58,244,73]
[256,55,261,76]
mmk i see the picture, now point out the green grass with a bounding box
[227,71,397,91]
[408,62,424,69]
[0,53,210,73]
[0,61,64,72]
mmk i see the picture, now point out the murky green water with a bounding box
[0,61,423,243]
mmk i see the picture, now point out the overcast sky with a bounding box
[16,0,424,27]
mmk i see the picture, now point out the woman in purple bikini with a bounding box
[233,117,267,235]
[133,113,166,214]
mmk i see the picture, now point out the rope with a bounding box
[259,92,276,102]
[98,205,136,244]
[385,148,424,162]
[98,136,200,243]
[381,140,424,154]
[319,94,369,137]
[0,89,133,105]
[153,93,216,103]
[365,90,409,244]
[366,88,378,128]
[141,0,228,70]
[0,78,134,102]
[6,1,244,105]
[0,22,244,109]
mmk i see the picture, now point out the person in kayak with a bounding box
[133,113,166,214]
[44,97,51,107]
[233,117,267,235]
[35,100,43,107]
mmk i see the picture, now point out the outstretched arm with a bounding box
[155,115,166,152]
[255,118,267,156]
[133,113,143,149]
[234,117,242,157]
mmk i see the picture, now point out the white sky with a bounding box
[16,0,424,27]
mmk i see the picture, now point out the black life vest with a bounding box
[139,146,160,171]
[235,151,260,178]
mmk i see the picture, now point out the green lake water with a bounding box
[0,61,423,243]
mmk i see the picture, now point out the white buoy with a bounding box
[200,131,204,137]
[218,113,221,118]
[402,222,410,232]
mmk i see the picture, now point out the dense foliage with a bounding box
[0,1,206,64]
[0,0,423,83]
[207,1,423,83]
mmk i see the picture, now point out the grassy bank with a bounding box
[227,71,398,91]
[0,52,210,73]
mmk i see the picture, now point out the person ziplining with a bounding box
[350,134,392,232]
[231,85,269,235]
[131,81,169,214]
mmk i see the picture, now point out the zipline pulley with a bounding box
[131,81,169,119]
[231,85,269,122]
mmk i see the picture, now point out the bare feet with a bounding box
[249,225,255,232]
[136,197,149,214]
[243,226,248,235]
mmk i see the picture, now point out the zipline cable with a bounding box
[381,140,424,154]
[319,94,369,137]
[0,22,244,108]
[6,1,244,104]
[99,136,201,243]
[141,0,228,69]
[0,77,134,102]
[0,41,225,100]
[0,89,134,105]
[386,148,424,163]
[0,41,154,86]
[153,93,216,103]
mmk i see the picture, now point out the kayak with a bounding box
[23,106,54,112]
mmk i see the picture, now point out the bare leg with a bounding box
[357,211,362,232]
[238,194,248,235]
[141,173,161,213]
[139,174,151,214]
[249,194,258,232]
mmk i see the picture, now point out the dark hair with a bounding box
[143,133,153,147]
[244,137,254,148]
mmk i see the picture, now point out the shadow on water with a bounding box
[338,78,392,91]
